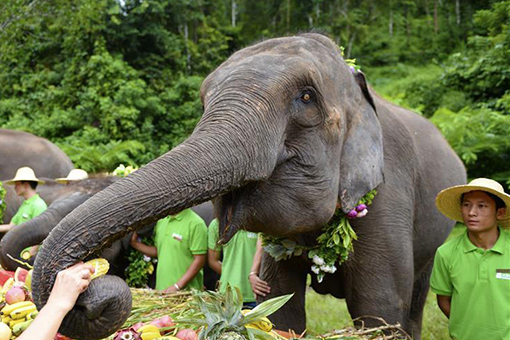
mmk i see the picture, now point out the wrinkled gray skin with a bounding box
[32,34,466,340]
[0,129,73,181]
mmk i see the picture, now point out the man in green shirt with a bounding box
[0,167,47,233]
[431,178,510,340]
[130,208,207,292]
[208,218,263,307]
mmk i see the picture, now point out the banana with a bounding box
[141,332,162,340]
[9,318,25,328]
[85,258,110,279]
[1,316,10,324]
[1,301,33,316]
[10,305,36,320]
[138,324,160,334]
[12,318,33,336]
[26,310,38,320]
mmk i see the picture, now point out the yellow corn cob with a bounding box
[10,305,36,320]
[1,301,33,316]
[85,258,110,279]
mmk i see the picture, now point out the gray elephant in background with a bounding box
[0,129,74,223]
[0,129,73,180]
[32,33,465,340]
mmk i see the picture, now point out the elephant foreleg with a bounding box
[258,253,309,333]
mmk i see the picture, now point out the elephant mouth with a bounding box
[216,182,259,242]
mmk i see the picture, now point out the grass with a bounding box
[305,225,466,339]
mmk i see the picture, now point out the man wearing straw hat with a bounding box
[431,178,510,340]
[0,167,47,233]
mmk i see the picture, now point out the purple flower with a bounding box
[349,65,356,74]
[347,210,358,219]
[356,204,367,212]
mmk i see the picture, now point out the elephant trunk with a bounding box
[0,192,92,270]
[32,106,281,339]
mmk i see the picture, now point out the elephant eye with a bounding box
[300,92,312,103]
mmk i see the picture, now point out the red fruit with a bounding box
[5,286,26,304]
[158,315,175,328]
[54,333,73,340]
[132,322,145,331]
[14,268,28,283]
[176,328,198,340]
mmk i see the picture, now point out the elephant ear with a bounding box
[338,71,384,212]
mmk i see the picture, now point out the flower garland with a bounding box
[261,190,377,283]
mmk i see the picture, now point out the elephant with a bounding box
[31,33,466,340]
[0,129,73,181]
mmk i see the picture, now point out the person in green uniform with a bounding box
[208,218,268,308]
[130,208,207,292]
[0,166,47,233]
[431,178,510,340]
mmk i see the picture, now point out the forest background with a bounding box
[1,0,509,184]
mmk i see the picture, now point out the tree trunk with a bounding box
[286,0,291,32]
[388,0,393,37]
[455,0,460,26]
[231,0,236,27]
[434,0,439,34]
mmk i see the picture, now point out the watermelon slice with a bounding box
[14,268,28,283]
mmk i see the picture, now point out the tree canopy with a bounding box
[0,0,508,185]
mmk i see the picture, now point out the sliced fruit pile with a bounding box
[0,268,36,340]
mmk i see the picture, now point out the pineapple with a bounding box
[177,284,292,340]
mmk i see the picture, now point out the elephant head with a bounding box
[32,33,384,340]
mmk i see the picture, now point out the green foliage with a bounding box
[431,106,510,183]
[125,235,156,288]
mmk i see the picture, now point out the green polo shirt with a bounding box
[208,219,258,302]
[154,209,207,291]
[10,194,47,225]
[430,228,510,340]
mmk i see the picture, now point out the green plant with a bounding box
[125,235,156,288]
[177,284,293,340]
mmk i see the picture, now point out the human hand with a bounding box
[130,232,139,246]
[161,284,179,294]
[46,262,95,314]
[249,273,271,297]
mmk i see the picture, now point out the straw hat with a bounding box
[55,169,88,184]
[5,167,45,185]
[435,178,510,228]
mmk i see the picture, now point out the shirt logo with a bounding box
[247,232,258,239]
[22,213,29,219]
[172,233,183,242]
[496,269,510,280]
